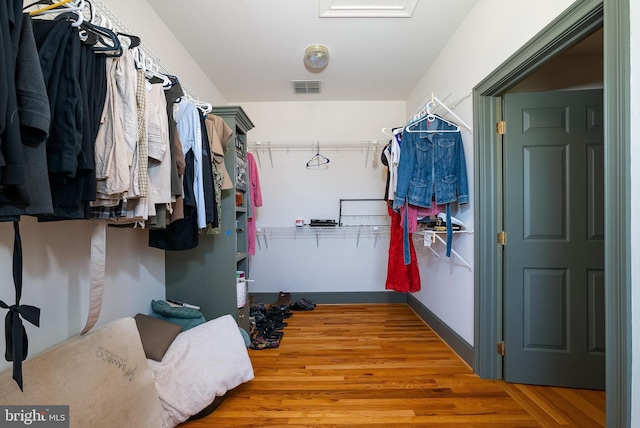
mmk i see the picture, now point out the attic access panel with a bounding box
[319,0,418,18]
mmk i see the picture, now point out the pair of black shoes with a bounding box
[290,297,316,311]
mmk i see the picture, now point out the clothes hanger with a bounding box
[72,5,123,55]
[306,143,330,168]
[144,57,172,87]
[381,127,395,137]
[76,19,123,56]
[29,0,86,28]
[117,32,140,48]
[27,0,75,15]
[405,101,461,134]
[188,97,213,114]
[131,46,146,71]
[184,95,212,113]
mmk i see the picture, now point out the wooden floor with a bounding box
[180,304,605,427]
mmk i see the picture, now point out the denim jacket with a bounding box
[392,116,469,211]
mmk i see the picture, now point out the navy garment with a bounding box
[0,14,53,219]
[32,20,81,177]
[0,4,45,392]
[0,0,28,190]
[200,112,217,228]
[32,19,107,220]
[148,149,199,251]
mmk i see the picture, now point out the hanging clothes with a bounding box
[31,18,108,220]
[148,140,199,251]
[0,0,28,194]
[174,99,206,229]
[0,12,52,218]
[385,206,421,292]
[246,152,262,255]
[199,111,217,229]
[93,54,131,206]
[205,114,234,190]
[393,115,469,263]
[0,2,47,392]
[147,82,172,211]
[163,76,186,223]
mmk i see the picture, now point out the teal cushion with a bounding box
[239,327,250,348]
[151,300,203,319]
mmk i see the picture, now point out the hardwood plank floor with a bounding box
[179,304,605,427]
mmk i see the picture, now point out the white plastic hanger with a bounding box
[29,0,85,27]
[407,93,472,134]
[381,127,395,137]
[143,57,172,88]
[405,101,460,133]
[186,97,212,114]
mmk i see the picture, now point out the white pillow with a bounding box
[147,314,254,427]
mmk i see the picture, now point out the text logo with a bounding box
[0,406,69,427]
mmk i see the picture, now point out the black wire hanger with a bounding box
[306,142,330,168]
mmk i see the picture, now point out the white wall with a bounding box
[239,101,405,294]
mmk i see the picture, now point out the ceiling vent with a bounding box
[292,80,322,94]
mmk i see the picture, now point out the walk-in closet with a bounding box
[0,0,635,427]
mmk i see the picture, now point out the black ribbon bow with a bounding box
[1,221,40,391]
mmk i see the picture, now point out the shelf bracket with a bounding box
[431,232,472,270]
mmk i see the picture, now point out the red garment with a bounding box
[385,206,421,292]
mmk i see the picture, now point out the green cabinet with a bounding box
[165,106,254,332]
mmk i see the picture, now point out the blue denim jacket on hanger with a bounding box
[392,115,469,264]
[393,116,469,211]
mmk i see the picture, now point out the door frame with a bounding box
[473,1,630,427]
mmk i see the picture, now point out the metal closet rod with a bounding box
[256,225,390,249]
[248,140,379,150]
[248,141,382,168]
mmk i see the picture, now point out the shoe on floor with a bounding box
[290,298,315,311]
[273,291,292,306]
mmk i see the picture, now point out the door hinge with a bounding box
[497,341,506,356]
[497,121,506,135]
[497,231,507,246]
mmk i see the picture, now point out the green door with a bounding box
[503,89,605,389]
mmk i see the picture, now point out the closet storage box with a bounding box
[165,106,254,332]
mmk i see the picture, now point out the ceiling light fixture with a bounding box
[304,44,330,72]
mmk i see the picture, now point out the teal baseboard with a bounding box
[249,291,473,368]
[250,291,408,305]
[406,294,474,368]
